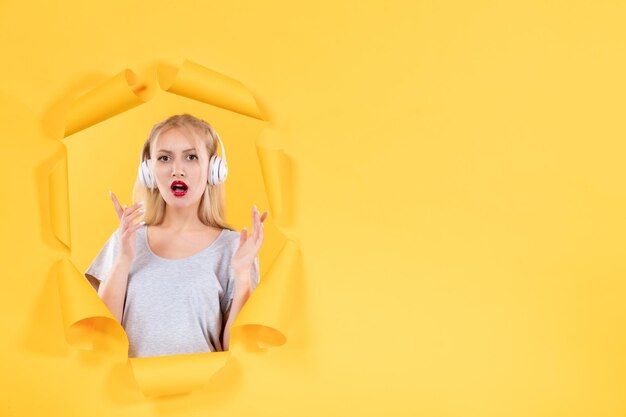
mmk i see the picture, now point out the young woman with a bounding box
[84,114,267,358]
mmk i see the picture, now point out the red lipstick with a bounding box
[170,180,188,197]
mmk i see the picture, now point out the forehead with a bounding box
[155,127,200,149]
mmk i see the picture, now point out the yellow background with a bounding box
[1,1,625,416]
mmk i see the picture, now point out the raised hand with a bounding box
[110,191,145,263]
[231,205,268,277]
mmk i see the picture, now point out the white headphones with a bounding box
[138,130,228,189]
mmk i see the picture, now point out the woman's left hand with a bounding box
[232,205,268,280]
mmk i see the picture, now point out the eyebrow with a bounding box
[156,148,197,154]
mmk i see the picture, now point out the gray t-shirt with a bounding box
[84,225,259,358]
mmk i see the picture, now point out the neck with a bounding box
[161,202,206,232]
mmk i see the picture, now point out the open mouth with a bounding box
[170,180,188,196]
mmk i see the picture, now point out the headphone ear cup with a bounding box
[139,159,155,189]
[220,158,228,184]
[209,155,228,185]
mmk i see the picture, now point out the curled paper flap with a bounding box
[231,240,299,349]
[158,59,264,120]
[61,60,262,139]
[56,258,128,353]
[64,69,149,137]
[256,127,295,231]
[129,352,229,397]
[49,154,71,248]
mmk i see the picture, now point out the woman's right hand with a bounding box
[110,191,144,263]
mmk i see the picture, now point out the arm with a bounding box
[96,193,142,324]
[221,268,253,351]
[223,205,267,350]
[97,255,131,324]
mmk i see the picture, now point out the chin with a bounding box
[164,193,201,205]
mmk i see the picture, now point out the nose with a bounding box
[171,160,185,177]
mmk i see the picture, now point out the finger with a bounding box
[126,208,144,223]
[255,209,262,241]
[250,207,264,244]
[127,201,144,212]
[132,220,146,231]
[124,219,145,237]
[260,210,268,223]
[257,214,264,244]
[123,209,145,232]
[122,201,144,218]
[249,206,255,239]
[240,227,248,246]
[251,206,260,240]
[110,191,124,219]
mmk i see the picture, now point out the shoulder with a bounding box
[218,228,247,253]
[219,228,241,245]
[106,227,121,246]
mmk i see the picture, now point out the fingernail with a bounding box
[140,221,146,225]
[254,204,258,212]
[109,190,112,197]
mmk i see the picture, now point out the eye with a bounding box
[188,154,198,160]
[157,155,170,162]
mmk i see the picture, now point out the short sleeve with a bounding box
[84,229,120,292]
[221,255,261,320]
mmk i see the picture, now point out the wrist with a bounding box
[115,255,132,267]
[232,264,251,276]
[233,268,252,287]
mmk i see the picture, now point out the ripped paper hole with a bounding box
[52,59,299,397]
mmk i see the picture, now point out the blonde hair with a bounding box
[132,114,235,231]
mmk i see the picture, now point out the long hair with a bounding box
[132,114,235,231]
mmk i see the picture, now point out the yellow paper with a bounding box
[3,2,626,415]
